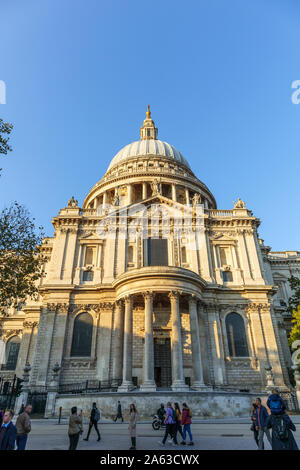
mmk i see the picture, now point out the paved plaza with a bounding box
[16,416,300,451]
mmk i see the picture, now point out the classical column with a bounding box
[140,292,156,391]
[128,184,133,205]
[169,291,188,391]
[103,191,108,206]
[185,187,190,205]
[172,184,177,202]
[118,295,134,391]
[188,296,206,390]
[142,182,147,200]
[112,300,124,386]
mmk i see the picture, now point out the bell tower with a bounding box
[140,105,158,140]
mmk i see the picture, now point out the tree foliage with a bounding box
[0,118,13,155]
[288,276,300,345]
[0,202,44,315]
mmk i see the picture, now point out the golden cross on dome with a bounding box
[146,104,151,119]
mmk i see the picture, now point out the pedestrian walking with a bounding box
[83,402,101,442]
[128,404,138,450]
[68,406,83,450]
[15,404,32,450]
[181,402,194,446]
[159,402,177,446]
[250,402,262,449]
[0,410,17,450]
[174,403,184,443]
[267,388,286,415]
[266,410,298,450]
[254,397,272,450]
[114,400,124,423]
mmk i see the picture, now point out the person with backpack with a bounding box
[83,402,101,442]
[159,402,177,446]
[254,397,272,450]
[181,402,194,446]
[267,389,286,415]
[266,410,298,450]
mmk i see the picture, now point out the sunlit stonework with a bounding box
[0,107,299,417]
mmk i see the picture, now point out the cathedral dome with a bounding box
[106,105,190,172]
[107,139,190,171]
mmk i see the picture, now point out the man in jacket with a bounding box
[83,402,101,442]
[254,398,272,450]
[0,409,17,450]
[15,404,32,450]
[68,406,83,450]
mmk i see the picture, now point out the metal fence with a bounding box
[281,391,299,412]
[58,379,122,395]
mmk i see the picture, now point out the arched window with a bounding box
[226,313,249,357]
[71,312,93,357]
[5,336,21,370]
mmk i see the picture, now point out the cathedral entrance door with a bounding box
[154,338,172,389]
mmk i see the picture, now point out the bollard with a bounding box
[58,406,62,424]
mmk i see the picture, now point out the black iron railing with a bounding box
[58,379,122,395]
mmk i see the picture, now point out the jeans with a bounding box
[69,432,80,450]
[258,426,272,450]
[86,420,101,440]
[183,424,193,442]
[16,434,28,450]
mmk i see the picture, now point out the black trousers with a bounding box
[69,432,80,450]
[86,420,101,440]
[162,423,176,444]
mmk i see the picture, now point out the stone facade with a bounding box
[1,108,299,416]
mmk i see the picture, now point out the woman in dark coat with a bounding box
[266,412,298,450]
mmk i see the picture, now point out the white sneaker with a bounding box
[158,441,165,446]
[168,439,173,443]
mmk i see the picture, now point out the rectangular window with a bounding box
[222,271,233,282]
[147,238,168,266]
[85,247,94,265]
[219,247,228,266]
[83,270,94,281]
[181,246,187,264]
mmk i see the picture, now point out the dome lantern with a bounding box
[140,105,158,141]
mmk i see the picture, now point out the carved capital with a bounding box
[23,321,38,329]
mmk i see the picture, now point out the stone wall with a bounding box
[54,391,268,420]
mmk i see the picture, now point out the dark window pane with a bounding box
[226,313,249,357]
[71,312,93,357]
[5,336,20,370]
[222,271,233,282]
[83,270,94,281]
[148,238,168,266]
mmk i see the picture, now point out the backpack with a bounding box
[172,408,177,422]
[268,397,282,415]
[272,415,289,442]
[94,408,100,422]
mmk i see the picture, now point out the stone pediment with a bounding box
[123,194,195,217]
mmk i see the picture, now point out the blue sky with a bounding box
[0,0,299,250]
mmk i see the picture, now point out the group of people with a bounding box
[68,401,138,450]
[0,404,32,450]
[157,402,194,446]
[250,388,298,450]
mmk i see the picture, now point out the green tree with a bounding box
[0,119,13,153]
[0,202,44,315]
[288,276,300,345]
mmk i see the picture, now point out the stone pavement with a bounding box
[18,416,300,450]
